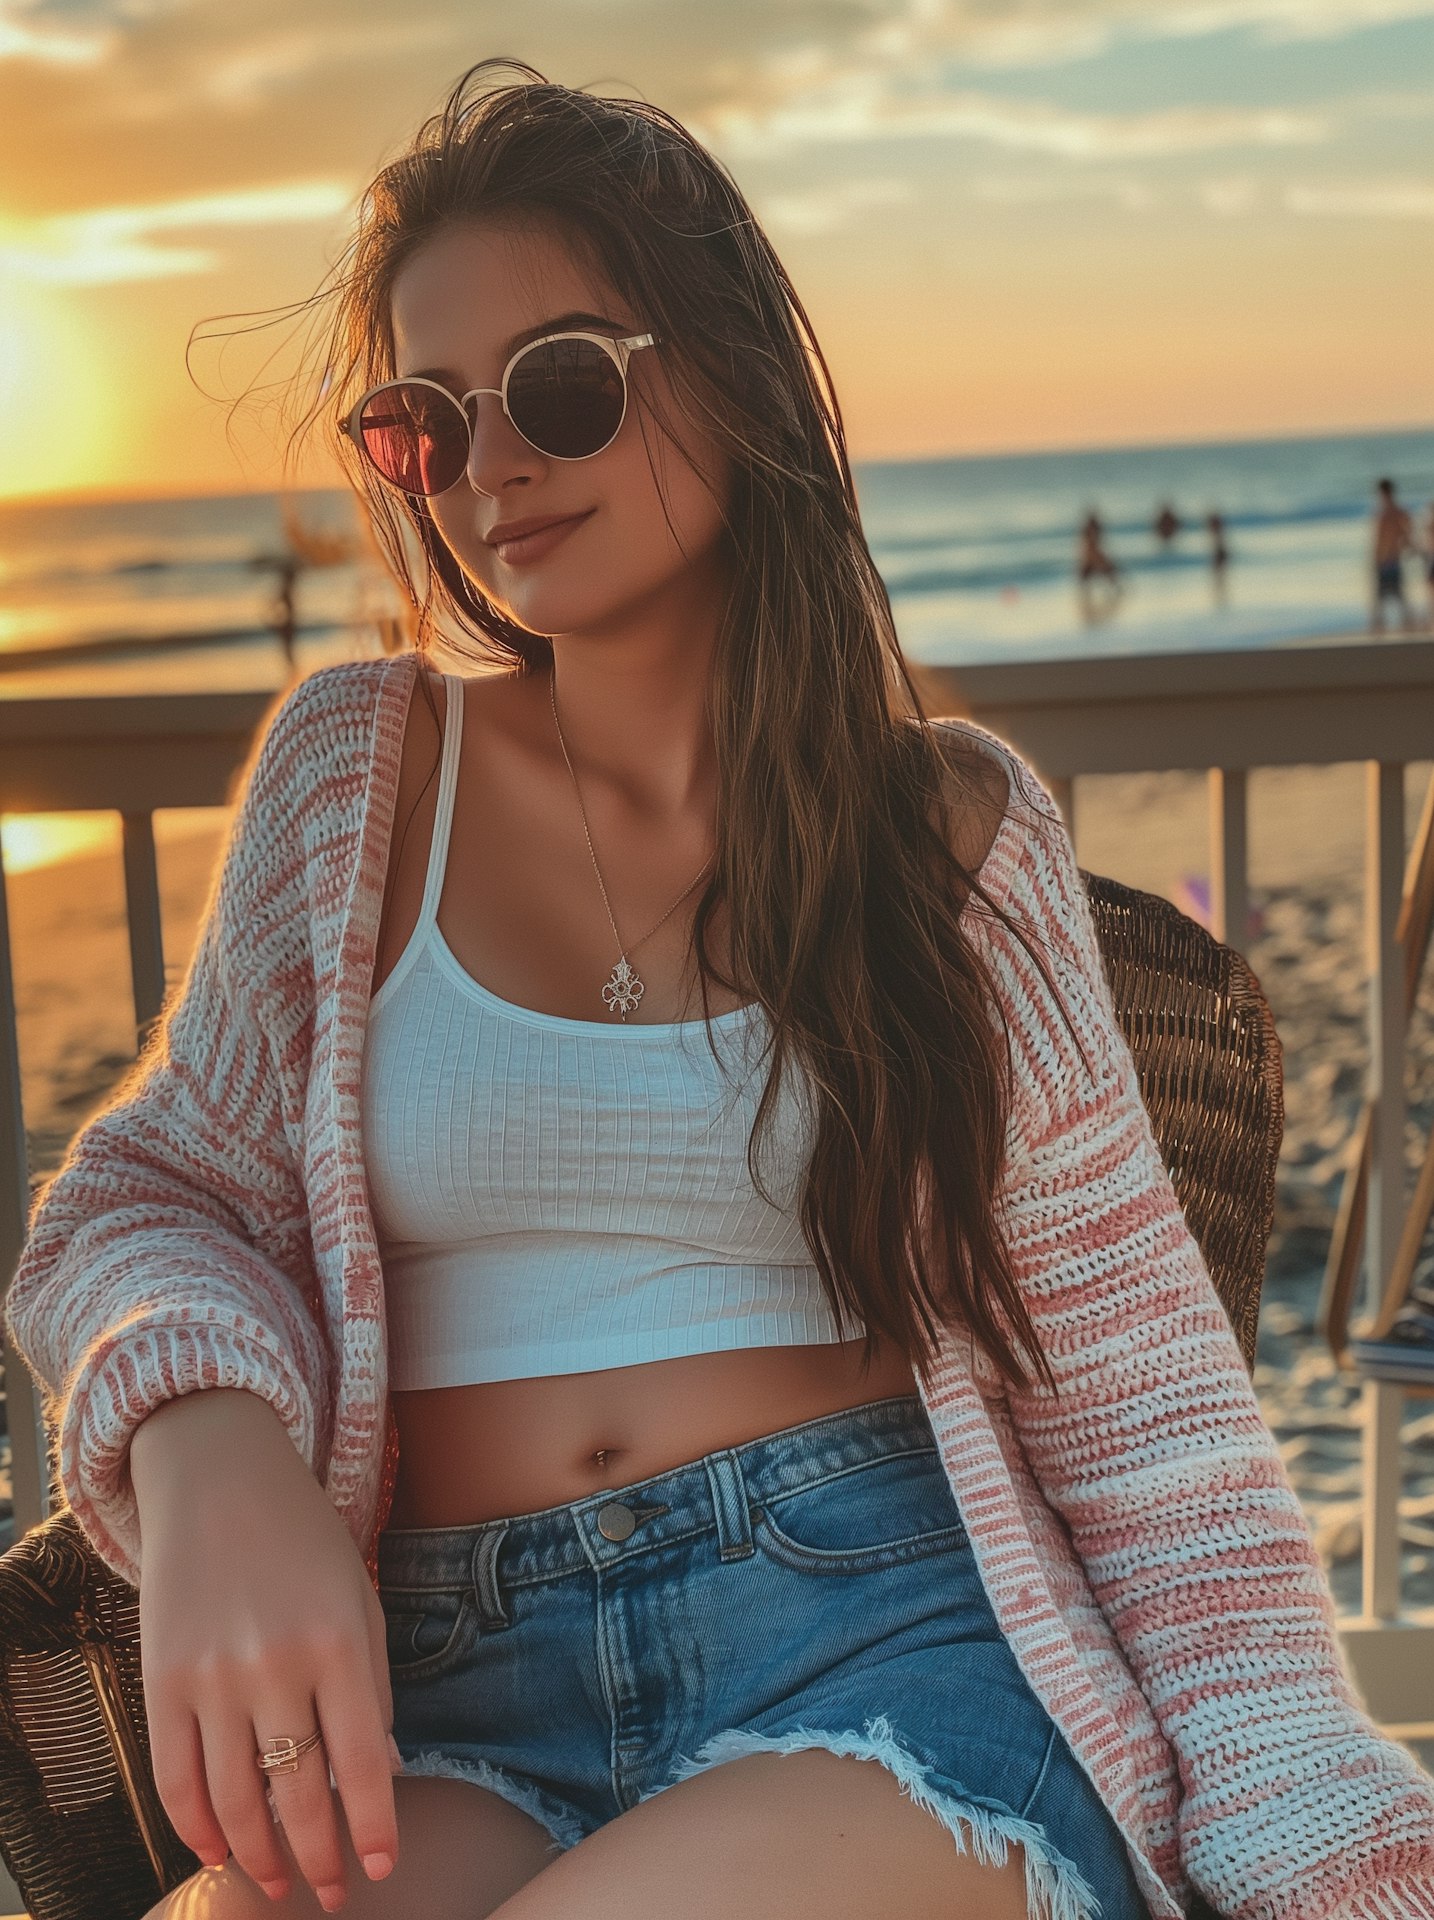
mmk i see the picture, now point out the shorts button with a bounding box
[597,1501,636,1541]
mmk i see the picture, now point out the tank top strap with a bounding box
[414,671,465,934]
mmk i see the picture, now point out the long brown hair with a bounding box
[286,58,1065,1398]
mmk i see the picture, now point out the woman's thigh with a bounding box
[487,1746,1033,1920]
[139,1773,557,1918]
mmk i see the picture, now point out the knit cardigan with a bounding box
[5,648,1434,1920]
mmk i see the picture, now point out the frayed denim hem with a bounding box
[660,1713,1105,1920]
[393,1746,582,1856]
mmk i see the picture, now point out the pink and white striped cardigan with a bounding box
[6,649,1434,1920]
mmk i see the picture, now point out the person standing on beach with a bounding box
[1077,508,1122,622]
[8,59,1434,1920]
[1423,499,1434,633]
[1370,476,1417,634]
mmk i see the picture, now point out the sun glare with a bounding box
[0,813,118,876]
[0,273,117,500]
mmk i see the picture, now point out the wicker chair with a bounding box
[1079,872,1282,1378]
[0,872,1282,1920]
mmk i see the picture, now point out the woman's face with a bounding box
[387,216,731,639]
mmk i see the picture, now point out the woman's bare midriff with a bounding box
[384,1338,920,1528]
[370,666,960,1532]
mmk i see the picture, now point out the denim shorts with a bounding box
[377,1393,1149,1920]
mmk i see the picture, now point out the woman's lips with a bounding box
[490,509,595,566]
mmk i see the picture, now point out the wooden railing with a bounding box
[5,637,1434,1729]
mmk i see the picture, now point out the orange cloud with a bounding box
[1,179,356,283]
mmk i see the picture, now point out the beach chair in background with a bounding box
[0,872,1281,1920]
[1321,767,1434,1369]
[1318,772,1434,1635]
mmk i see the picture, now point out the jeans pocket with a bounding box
[752,1447,968,1574]
[378,1584,478,1683]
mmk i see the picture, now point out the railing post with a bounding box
[1362,760,1407,1620]
[1209,768,1249,951]
[0,832,51,1541]
[1363,1378,1406,1621]
[121,811,167,1045]
[1367,762,1407,1327]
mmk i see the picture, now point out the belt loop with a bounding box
[469,1523,511,1631]
[705,1449,754,1561]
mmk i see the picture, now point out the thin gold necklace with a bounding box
[549,672,713,1021]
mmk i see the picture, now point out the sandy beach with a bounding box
[5,757,1434,1625]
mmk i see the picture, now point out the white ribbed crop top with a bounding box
[360,672,857,1389]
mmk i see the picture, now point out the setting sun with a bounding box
[0,268,116,501]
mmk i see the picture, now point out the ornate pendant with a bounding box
[601,956,645,1018]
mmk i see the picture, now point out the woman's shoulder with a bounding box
[244,653,419,807]
[216,654,420,915]
[924,716,1069,896]
[271,651,416,741]
[922,717,1114,1045]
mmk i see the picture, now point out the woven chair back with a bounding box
[0,871,1283,1919]
[1082,872,1283,1375]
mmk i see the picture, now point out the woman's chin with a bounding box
[499,596,583,638]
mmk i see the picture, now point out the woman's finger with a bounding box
[191,1697,324,1904]
[244,1690,351,1909]
[142,1680,231,1869]
[312,1649,401,1886]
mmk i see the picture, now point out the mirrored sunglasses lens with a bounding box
[507,337,625,459]
[357,384,468,494]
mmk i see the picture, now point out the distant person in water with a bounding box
[1077,510,1122,623]
[1370,477,1417,635]
[1423,500,1434,634]
[248,550,300,675]
[1208,511,1230,606]
[1153,502,1181,546]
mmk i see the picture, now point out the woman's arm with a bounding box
[3,673,332,1589]
[972,751,1434,1920]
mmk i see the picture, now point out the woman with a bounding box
[7,61,1434,1920]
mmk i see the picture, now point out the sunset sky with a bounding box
[1,0,1431,501]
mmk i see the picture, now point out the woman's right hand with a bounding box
[130,1389,402,1912]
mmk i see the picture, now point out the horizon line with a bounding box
[4,415,1432,513]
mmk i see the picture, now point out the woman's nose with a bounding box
[463,390,544,494]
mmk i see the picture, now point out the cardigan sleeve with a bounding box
[969,750,1434,1920]
[2,675,332,1591]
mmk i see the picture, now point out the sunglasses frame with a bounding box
[344,329,657,494]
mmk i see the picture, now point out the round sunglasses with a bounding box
[344,329,657,496]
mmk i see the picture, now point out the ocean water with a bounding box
[0,423,1431,700]
[0,488,398,698]
[861,423,1434,664]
